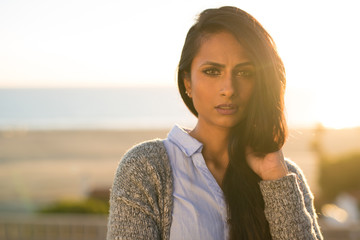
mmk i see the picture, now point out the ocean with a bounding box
[0,87,197,130]
[0,87,316,130]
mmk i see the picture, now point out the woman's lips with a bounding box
[215,104,238,115]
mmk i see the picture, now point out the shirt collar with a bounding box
[167,124,203,157]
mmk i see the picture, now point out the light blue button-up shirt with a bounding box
[163,125,229,240]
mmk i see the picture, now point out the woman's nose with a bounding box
[220,74,235,97]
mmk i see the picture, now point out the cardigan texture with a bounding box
[107,139,323,240]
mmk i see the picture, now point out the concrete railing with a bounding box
[1,214,360,240]
[0,214,107,240]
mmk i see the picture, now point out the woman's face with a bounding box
[184,31,255,130]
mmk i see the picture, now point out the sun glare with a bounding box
[277,13,360,130]
[312,76,360,129]
[316,92,360,129]
[1,0,360,129]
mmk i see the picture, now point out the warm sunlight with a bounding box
[281,49,360,129]
[315,85,360,129]
[2,3,360,239]
[1,0,359,128]
[274,2,360,130]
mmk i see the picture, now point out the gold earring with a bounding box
[185,91,191,97]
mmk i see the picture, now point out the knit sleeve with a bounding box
[259,159,323,240]
[106,140,173,240]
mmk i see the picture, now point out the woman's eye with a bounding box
[235,70,254,78]
[203,68,221,76]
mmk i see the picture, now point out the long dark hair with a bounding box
[177,6,287,240]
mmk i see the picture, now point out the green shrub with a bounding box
[319,152,360,202]
[38,198,109,214]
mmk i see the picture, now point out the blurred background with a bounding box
[1,0,360,239]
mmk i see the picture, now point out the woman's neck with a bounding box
[189,122,231,185]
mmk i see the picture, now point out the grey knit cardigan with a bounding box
[107,139,323,240]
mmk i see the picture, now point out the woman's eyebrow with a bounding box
[201,61,225,68]
[234,62,254,68]
[201,61,253,68]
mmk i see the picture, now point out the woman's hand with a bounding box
[245,147,288,181]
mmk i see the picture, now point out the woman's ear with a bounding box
[184,73,192,98]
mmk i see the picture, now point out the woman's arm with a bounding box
[246,149,323,239]
[259,160,323,240]
[106,140,173,240]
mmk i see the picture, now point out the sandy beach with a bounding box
[1,127,360,212]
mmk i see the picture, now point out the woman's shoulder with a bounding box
[284,158,314,198]
[115,139,172,184]
[122,139,166,159]
[119,139,169,168]
[284,158,304,175]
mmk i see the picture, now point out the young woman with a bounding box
[107,6,323,240]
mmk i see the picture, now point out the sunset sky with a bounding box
[1,0,359,129]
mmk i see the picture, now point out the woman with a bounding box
[107,6,323,240]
